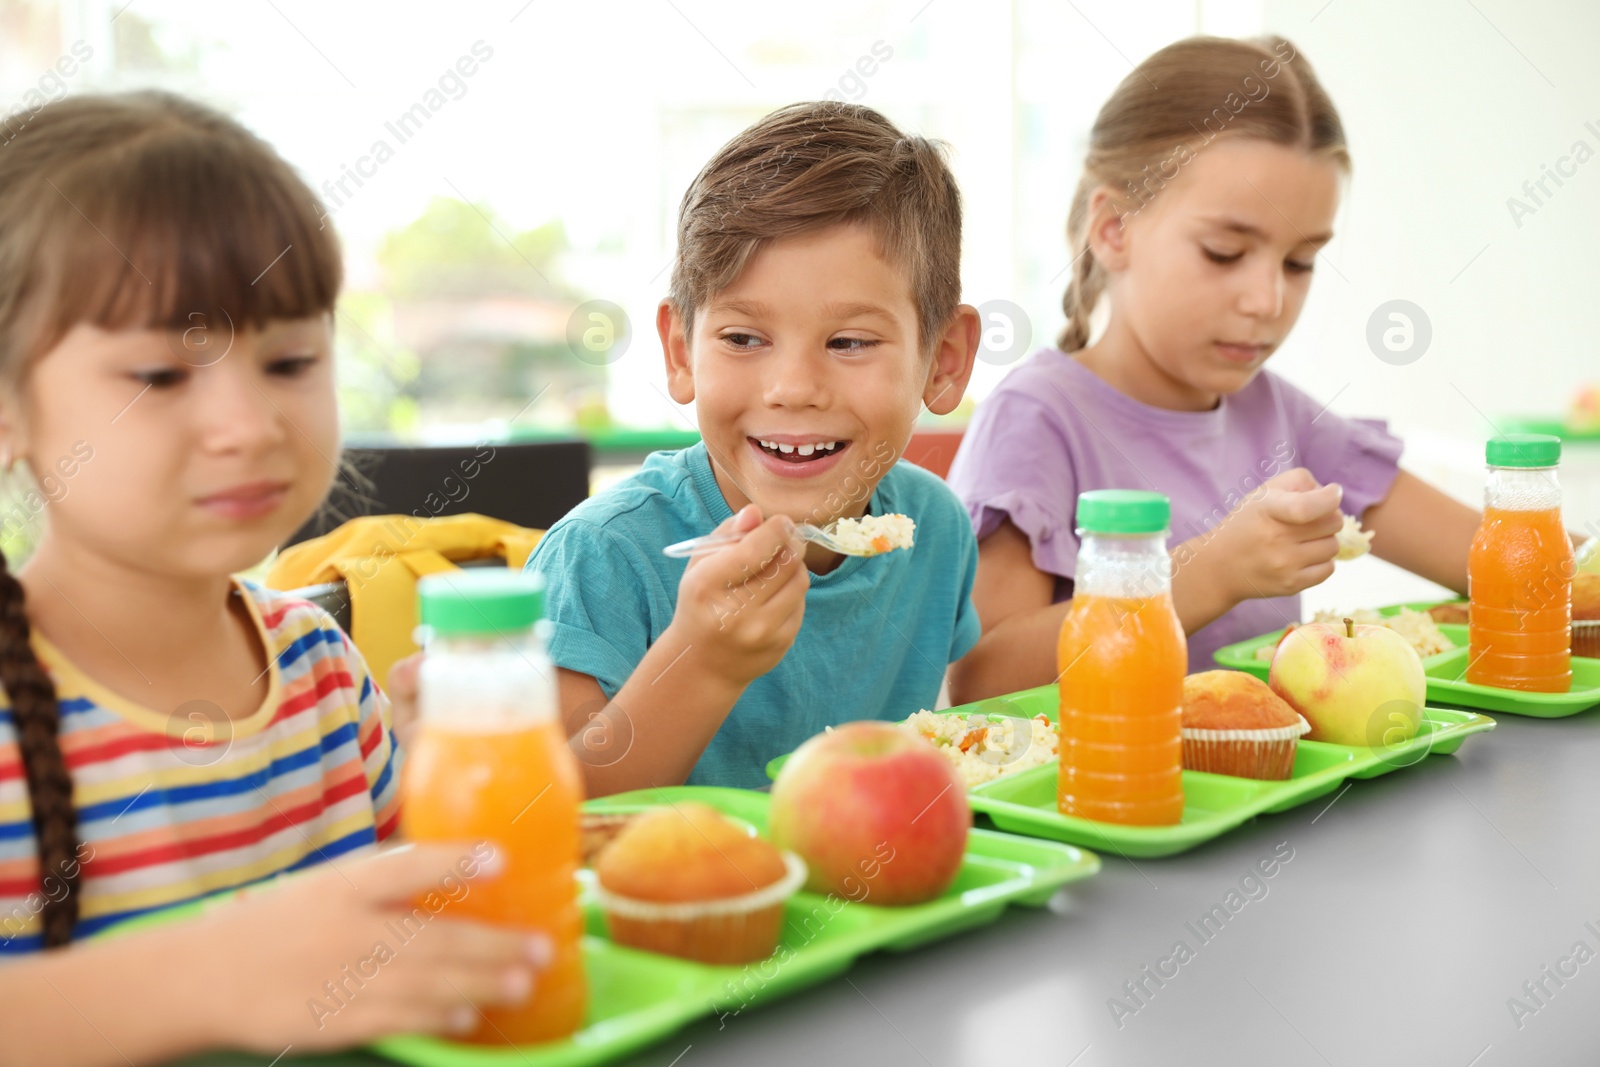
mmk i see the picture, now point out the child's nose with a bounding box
[195,364,288,452]
[761,349,827,409]
[1238,259,1285,319]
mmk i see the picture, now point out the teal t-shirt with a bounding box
[526,443,981,788]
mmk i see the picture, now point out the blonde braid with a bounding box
[1057,176,1106,353]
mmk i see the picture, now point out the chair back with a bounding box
[286,439,589,547]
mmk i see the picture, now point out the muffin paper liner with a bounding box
[597,852,808,964]
[595,852,807,922]
[1182,716,1311,780]
[1180,718,1311,744]
[1573,619,1599,659]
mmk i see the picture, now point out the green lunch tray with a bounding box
[1212,600,1600,719]
[767,686,1495,859]
[372,786,1099,1067]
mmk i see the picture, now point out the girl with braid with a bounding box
[947,36,1490,699]
[0,93,549,1065]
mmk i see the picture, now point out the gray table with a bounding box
[170,707,1600,1067]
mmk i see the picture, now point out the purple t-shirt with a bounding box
[947,349,1404,672]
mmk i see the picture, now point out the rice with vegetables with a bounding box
[1314,607,1455,657]
[830,513,915,555]
[903,710,1058,787]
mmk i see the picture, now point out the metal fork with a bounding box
[662,521,873,559]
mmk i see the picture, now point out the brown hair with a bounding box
[1059,35,1349,352]
[0,90,341,947]
[668,101,962,352]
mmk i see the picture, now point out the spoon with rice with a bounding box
[664,513,915,559]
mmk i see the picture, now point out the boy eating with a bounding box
[528,102,982,793]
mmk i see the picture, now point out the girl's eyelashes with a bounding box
[131,367,188,389]
[1202,244,1317,275]
[265,353,321,377]
[127,351,321,388]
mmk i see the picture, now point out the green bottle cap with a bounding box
[418,570,545,636]
[1076,490,1171,534]
[1486,433,1561,468]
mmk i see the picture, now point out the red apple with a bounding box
[769,721,969,906]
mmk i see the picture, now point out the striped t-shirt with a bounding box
[0,580,402,953]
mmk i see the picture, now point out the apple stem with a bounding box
[1343,617,1354,638]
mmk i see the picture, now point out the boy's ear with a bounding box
[657,300,696,405]
[1086,185,1131,273]
[922,303,980,416]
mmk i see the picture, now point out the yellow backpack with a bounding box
[265,513,544,687]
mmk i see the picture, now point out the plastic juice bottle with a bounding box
[1057,490,1186,826]
[401,570,587,1043]
[1468,433,1573,692]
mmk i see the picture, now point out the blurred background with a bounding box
[2,0,1597,605]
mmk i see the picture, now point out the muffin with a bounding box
[580,812,638,867]
[1182,671,1310,780]
[1573,572,1600,659]
[593,803,806,964]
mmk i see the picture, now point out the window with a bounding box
[3,0,1254,443]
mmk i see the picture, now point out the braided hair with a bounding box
[0,556,73,945]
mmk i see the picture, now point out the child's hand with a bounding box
[668,503,808,686]
[386,652,422,752]
[197,842,550,1052]
[1199,468,1345,602]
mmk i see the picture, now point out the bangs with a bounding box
[24,107,340,358]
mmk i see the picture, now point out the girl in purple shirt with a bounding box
[948,35,1484,694]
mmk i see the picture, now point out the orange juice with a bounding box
[402,718,587,1043]
[1469,505,1572,692]
[1057,491,1186,826]
[1467,435,1572,693]
[403,570,587,1044]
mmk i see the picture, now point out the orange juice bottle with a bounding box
[1468,434,1574,692]
[402,571,587,1043]
[1058,490,1186,826]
